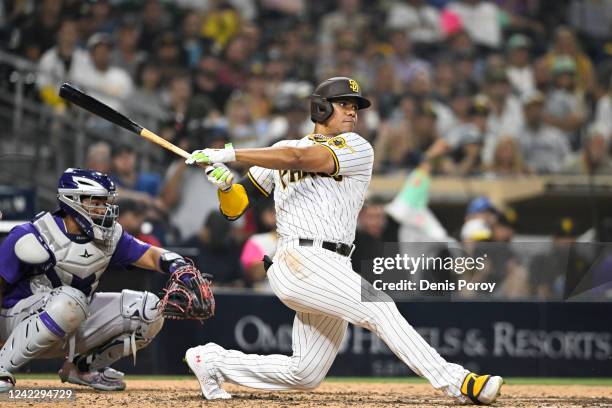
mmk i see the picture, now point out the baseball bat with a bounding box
[59,83,190,159]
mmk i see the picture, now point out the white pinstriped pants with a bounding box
[206,238,469,398]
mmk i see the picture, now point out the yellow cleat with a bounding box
[461,372,504,405]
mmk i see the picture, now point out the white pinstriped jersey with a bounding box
[248,132,373,245]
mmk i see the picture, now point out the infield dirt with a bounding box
[5,379,612,407]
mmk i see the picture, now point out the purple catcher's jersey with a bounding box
[0,213,151,308]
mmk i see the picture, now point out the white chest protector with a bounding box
[29,212,122,298]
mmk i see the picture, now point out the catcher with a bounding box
[0,168,214,392]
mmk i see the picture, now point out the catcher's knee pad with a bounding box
[0,287,88,372]
[79,290,163,371]
[45,286,89,334]
[120,289,164,337]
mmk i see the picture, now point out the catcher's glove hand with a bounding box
[158,264,215,321]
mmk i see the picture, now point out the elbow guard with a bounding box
[219,183,250,221]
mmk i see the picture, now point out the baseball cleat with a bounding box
[461,373,504,405]
[58,360,126,391]
[0,370,15,393]
[185,344,231,400]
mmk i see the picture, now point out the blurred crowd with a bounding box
[2,0,612,295]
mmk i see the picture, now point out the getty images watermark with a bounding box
[360,241,612,302]
[370,253,495,293]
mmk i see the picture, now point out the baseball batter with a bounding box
[185,77,503,404]
[0,168,201,392]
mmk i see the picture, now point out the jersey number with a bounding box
[279,170,342,189]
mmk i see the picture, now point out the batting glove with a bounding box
[205,163,234,192]
[185,143,236,165]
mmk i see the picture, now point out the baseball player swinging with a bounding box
[0,168,214,392]
[184,77,504,404]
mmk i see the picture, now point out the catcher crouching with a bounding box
[0,168,215,392]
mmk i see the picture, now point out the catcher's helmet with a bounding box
[57,168,118,246]
[310,77,371,123]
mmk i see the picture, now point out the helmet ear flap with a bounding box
[310,95,334,123]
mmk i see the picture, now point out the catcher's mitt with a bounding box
[158,264,215,321]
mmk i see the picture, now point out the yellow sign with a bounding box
[348,79,359,93]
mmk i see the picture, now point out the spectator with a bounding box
[194,54,234,112]
[81,0,118,38]
[567,0,612,45]
[440,94,489,176]
[160,74,216,150]
[126,61,166,132]
[464,195,499,227]
[37,19,89,109]
[458,217,493,298]
[111,18,147,79]
[138,0,171,53]
[385,138,452,243]
[518,90,570,174]
[388,29,430,86]
[448,83,476,124]
[374,94,416,172]
[594,75,612,134]
[446,0,502,49]
[159,134,228,241]
[489,209,530,299]
[352,196,388,281]
[529,217,584,300]
[452,49,479,90]
[431,58,456,102]
[180,212,244,286]
[562,124,612,175]
[407,100,440,167]
[543,56,588,147]
[200,1,242,50]
[318,0,370,57]
[371,62,401,119]
[406,66,455,135]
[72,33,134,111]
[109,144,162,199]
[116,199,161,247]
[483,136,530,178]
[153,31,187,83]
[481,68,523,166]
[240,202,277,292]
[217,35,251,89]
[223,93,270,149]
[544,26,595,92]
[505,34,535,98]
[181,10,208,69]
[318,35,370,89]
[19,0,63,56]
[386,0,442,50]
[243,68,272,121]
[84,142,112,174]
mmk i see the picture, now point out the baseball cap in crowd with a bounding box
[497,207,518,227]
[460,218,492,241]
[87,32,113,49]
[506,34,531,50]
[469,94,491,116]
[552,56,577,75]
[466,196,498,215]
[554,217,577,237]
